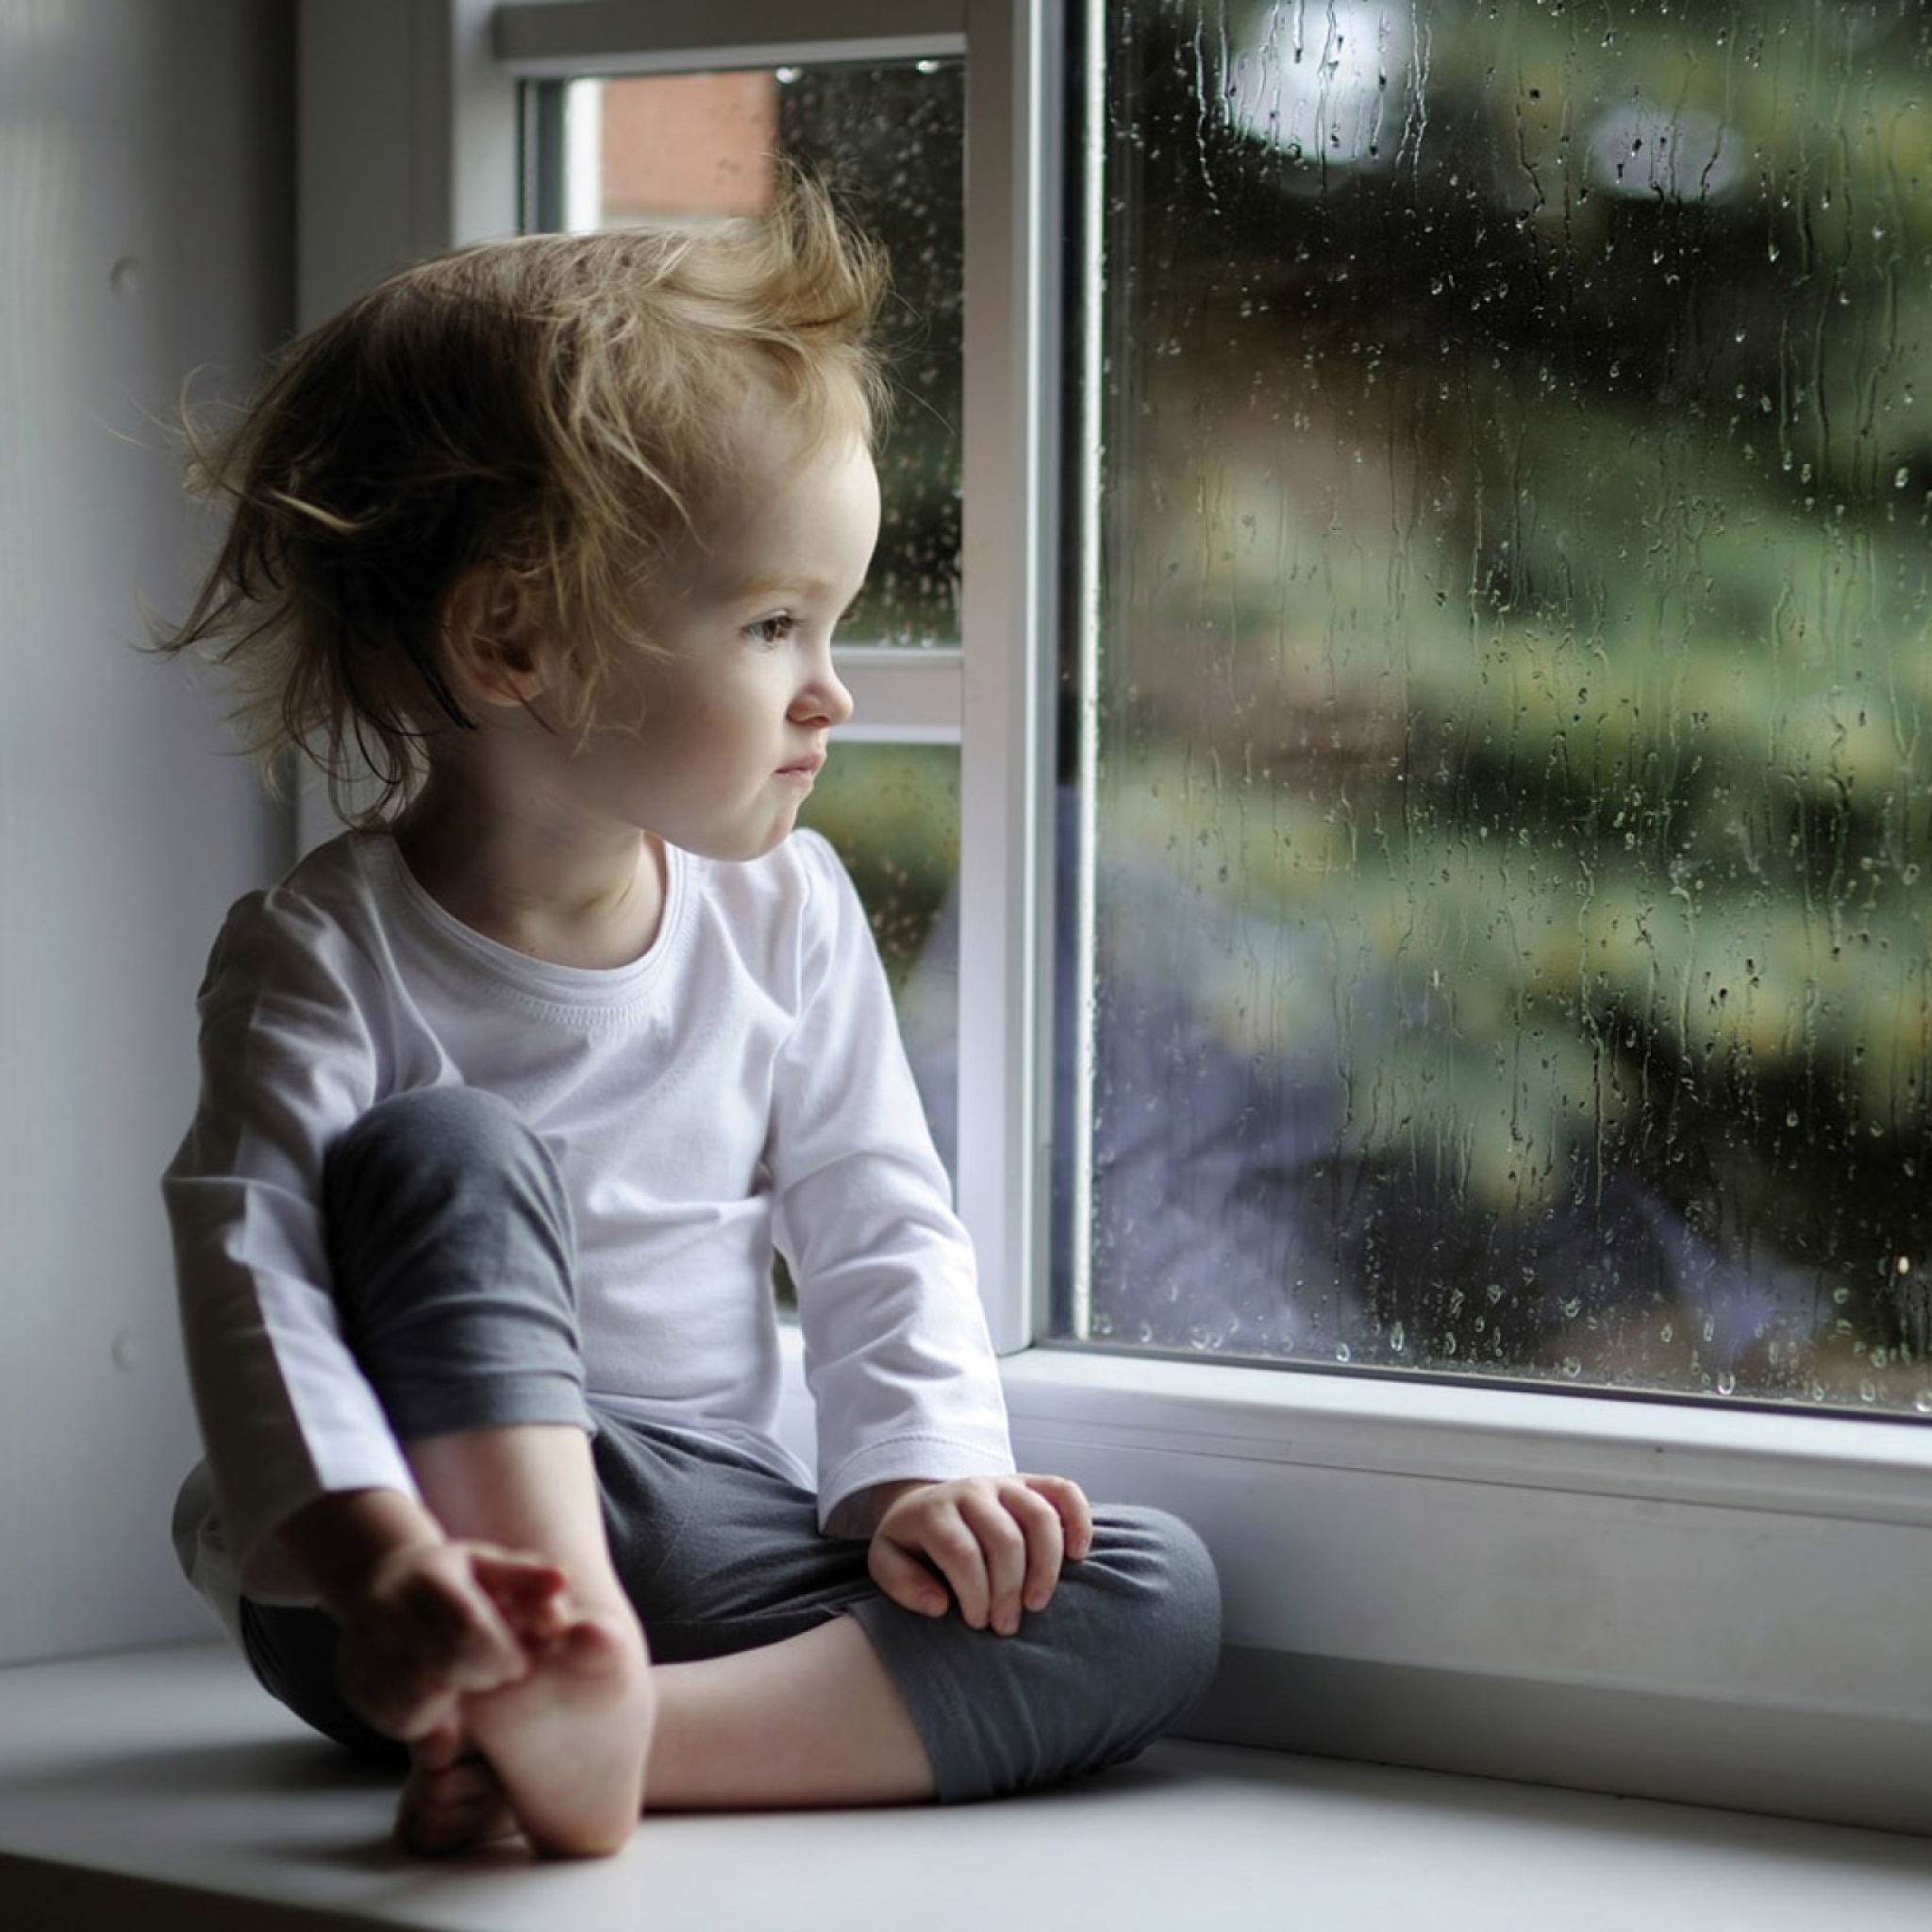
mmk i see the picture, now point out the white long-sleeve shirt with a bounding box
[165,828,1014,1607]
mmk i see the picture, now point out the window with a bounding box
[302,0,1932,1833]
[1064,0,1932,1421]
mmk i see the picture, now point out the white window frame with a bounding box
[298,0,1932,1834]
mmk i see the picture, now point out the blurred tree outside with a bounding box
[1081,0,1932,1410]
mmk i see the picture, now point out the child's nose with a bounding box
[797,658,855,727]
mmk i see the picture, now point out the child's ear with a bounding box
[438,567,547,709]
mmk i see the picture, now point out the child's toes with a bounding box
[395,1754,517,1856]
[544,1613,635,1692]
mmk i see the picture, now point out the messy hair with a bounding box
[158,171,889,828]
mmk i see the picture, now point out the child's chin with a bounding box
[691,822,796,864]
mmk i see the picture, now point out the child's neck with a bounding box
[395,778,668,972]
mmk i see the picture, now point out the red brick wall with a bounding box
[600,73,778,221]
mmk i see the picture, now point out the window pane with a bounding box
[1067,0,1932,1414]
[798,741,960,1176]
[542,61,963,648]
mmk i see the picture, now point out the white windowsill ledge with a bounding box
[3,1641,1929,1932]
[995,1342,1932,1523]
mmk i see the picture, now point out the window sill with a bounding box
[3,1641,1929,1929]
[996,1343,1932,1524]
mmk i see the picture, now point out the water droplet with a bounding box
[111,1330,141,1373]
[1334,1342,1352,1364]
[1716,1370,1737,1396]
[1560,1357,1582,1379]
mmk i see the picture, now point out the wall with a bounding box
[0,0,294,1663]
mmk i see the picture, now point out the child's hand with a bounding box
[867,1475,1093,1636]
[334,1539,569,1742]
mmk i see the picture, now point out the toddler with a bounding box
[159,176,1220,1858]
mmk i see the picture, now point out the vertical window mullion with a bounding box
[958,0,1063,1352]
[1066,0,1106,1343]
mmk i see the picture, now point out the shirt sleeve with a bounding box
[767,834,1016,1527]
[162,877,419,1603]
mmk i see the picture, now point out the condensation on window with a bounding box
[1067,0,1932,1414]
[554,61,962,649]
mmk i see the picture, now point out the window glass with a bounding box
[546,61,963,648]
[799,742,961,1168]
[1066,0,1932,1415]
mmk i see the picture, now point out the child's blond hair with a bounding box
[160,173,889,828]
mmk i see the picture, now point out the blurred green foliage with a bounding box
[798,744,959,991]
[780,61,962,648]
[1092,0,1932,1401]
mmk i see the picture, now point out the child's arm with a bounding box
[771,837,1019,1526]
[167,865,431,1607]
[859,1475,1094,1638]
[278,1487,571,1743]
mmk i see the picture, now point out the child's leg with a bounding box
[590,1422,1223,1806]
[648,1616,933,1807]
[320,1088,652,1854]
[323,1088,948,1835]
[401,1425,653,1853]
[844,1504,1222,1800]
[306,1086,1216,1835]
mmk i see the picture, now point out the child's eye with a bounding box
[745,613,797,645]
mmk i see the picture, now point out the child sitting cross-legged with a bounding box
[158,175,1221,1858]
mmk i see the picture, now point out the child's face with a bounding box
[563,428,880,861]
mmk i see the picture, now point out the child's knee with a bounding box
[326,1086,545,1210]
[321,1087,586,1430]
[1078,1504,1223,1721]
[867,1502,1221,1800]
[325,1087,574,1286]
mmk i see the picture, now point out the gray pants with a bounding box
[242,1086,1221,1802]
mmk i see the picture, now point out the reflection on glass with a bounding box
[1071,0,1932,1414]
[550,62,962,647]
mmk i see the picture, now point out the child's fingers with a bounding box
[369,1561,526,1722]
[469,1545,565,1594]
[1022,1474,1094,1562]
[996,1481,1067,1616]
[469,1549,571,1640]
[955,1486,1035,1635]
[340,1641,460,1742]
[409,1718,469,1774]
[867,1534,952,1619]
[874,1493,994,1628]
[415,1572,525,1691]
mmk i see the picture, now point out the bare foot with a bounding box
[460,1606,654,1857]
